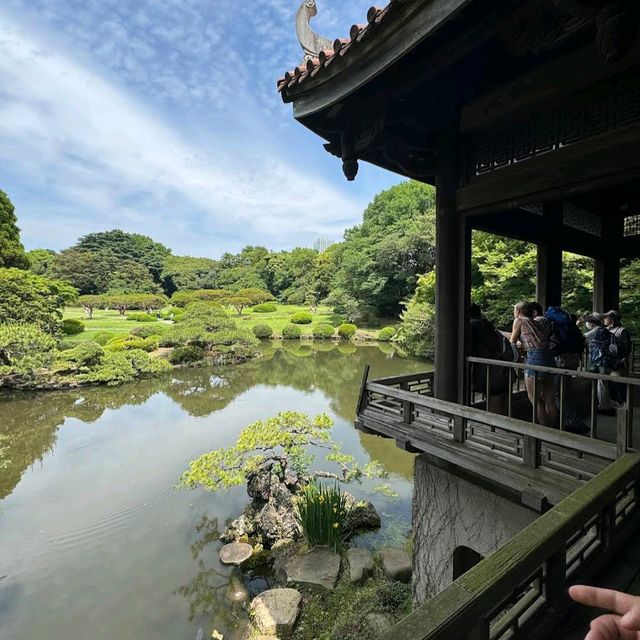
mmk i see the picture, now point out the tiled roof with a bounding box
[277,2,402,101]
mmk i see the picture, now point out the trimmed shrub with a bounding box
[337,323,357,340]
[0,324,57,374]
[282,324,303,340]
[57,339,77,351]
[130,325,167,339]
[252,302,277,313]
[55,341,104,370]
[377,326,396,342]
[160,307,184,320]
[94,332,115,346]
[77,349,171,386]
[169,345,205,365]
[104,335,158,352]
[290,311,313,325]
[62,319,85,335]
[312,323,335,339]
[253,324,274,339]
[127,312,157,323]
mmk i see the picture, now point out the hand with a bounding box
[569,585,640,640]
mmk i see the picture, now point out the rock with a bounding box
[380,547,412,583]
[284,547,341,591]
[219,542,253,566]
[365,612,395,637]
[347,547,374,584]
[344,500,381,536]
[251,588,302,638]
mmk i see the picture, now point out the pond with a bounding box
[0,342,429,640]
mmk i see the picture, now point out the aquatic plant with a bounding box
[296,482,347,551]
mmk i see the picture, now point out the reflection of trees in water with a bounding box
[177,515,249,640]
[0,344,425,500]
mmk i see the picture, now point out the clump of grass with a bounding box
[296,483,348,552]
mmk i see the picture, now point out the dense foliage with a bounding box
[252,324,274,339]
[62,319,85,335]
[337,323,357,340]
[296,483,347,552]
[0,324,57,375]
[0,189,29,269]
[0,268,77,334]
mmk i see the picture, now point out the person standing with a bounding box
[510,301,557,427]
[604,310,632,405]
[584,313,617,416]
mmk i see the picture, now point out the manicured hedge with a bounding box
[127,312,157,323]
[377,327,397,342]
[313,324,335,339]
[253,324,274,339]
[337,323,357,340]
[62,319,85,335]
[169,345,205,365]
[291,311,313,325]
[94,332,115,346]
[252,303,277,313]
[282,324,303,339]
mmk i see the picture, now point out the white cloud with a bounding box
[0,14,363,256]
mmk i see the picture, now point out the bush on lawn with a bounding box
[252,303,277,313]
[253,324,274,339]
[62,319,85,335]
[337,323,357,340]
[282,324,303,340]
[94,332,115,346]
[312,324,335,339]
[127,312,157,323]
[130,325,167,339]
[291,311,313,325]
[377,327,397,342]
[169,345,205,365]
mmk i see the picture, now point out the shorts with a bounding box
[525,349,555,378]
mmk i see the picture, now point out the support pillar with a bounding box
[435,122,460,402]
[536,203,563,310]
[593,216,623,311]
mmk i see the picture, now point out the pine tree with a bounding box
[0,189,29,269]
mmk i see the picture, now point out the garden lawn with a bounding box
[235,304,346,337]
[62,308,167,342]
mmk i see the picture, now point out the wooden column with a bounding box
[593,217,623,311]
[435,122,460,402]
[536,204,563,309]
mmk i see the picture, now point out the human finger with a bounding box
[570,586,637,616]
[585,615,639,640]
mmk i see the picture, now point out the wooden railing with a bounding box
[466,357,639,446]
[358,376,621,486]
[379,452,640,640]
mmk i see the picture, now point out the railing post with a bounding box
[617,407,630,457]
[559,375,567,431]
[547,549,567,607]
[454,415,466,443]
[601,503,616,550]
[401,381,414,425]
[590,380,598,439]
[356,365,370,416]
[485,364,492,412]
[466,617,490,640]
[524,436,541,468]
[628,385,635,450]
[532,373,538,424]
[508,368,514,418]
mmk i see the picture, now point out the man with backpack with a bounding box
[584,313,617,416]
[546,306,589,433]
[604,310,632,405]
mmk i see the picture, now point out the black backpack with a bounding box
[546,307,585,357]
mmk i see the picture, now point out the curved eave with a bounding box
[282,0,474,121]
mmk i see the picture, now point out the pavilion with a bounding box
[279,1,640,638]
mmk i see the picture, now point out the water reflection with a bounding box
[0,342,428,640]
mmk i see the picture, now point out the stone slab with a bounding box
[251,588,301,638]
[284,547,341,591]
[347,547,374,584]
[380,547,412,583]
[219,542,253,565]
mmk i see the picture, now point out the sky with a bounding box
[0,0,401,258]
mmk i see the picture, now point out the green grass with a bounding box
[63,304,399,342]
[62,308,166,342]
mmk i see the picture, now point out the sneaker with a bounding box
[597,408,616,417]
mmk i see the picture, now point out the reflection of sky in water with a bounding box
[0,344,427,640]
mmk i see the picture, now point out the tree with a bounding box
[395,272,436,360]
[222,295,253,316]
[171,289,229,307]
[103,293,166,316]
[78,294,106,320]
[73,229,170,282]
[160,255,218,295]
[330,181,437,317]
[0,324,58,375]
[0,189,29,269]
[27,249,56,275]
[180,412,386,492]
[0,268,77,334]
[236,288,275,305]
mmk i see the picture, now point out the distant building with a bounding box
[313,237,334,253]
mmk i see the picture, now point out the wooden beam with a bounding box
[457,124,640,215]
[536,204,563,309]
[594,216,623,311]
[435,121,460,402]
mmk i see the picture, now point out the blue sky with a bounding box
[0,0,400,258]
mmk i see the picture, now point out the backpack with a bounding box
[609,326,630,363]
[588,326,616,371]
[546,307,585,357]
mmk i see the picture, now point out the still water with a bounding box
[0,342,427,640]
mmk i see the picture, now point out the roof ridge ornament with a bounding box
[296,1,334,62]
